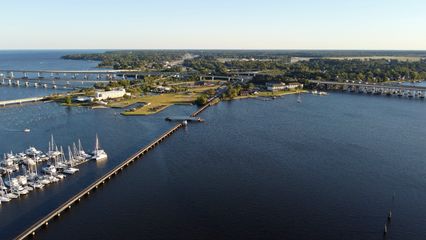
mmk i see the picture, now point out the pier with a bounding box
[165,116,204,122]
[14,101,214,240]
[0,97,46,107]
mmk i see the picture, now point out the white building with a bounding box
[266,82,303,91]
[155,86,172,93]
[266,83,287,91]
[95,89,127,101]
[286,82,304,90]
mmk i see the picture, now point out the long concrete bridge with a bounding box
[309,80,426,98]
[0,69,184,81]
[13,100,215,240]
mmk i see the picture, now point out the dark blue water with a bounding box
[0,50,105,100]
[0,50,101,70]
[0,87,65,101]
[29,93,426,240]
[0,51,200,239]
[2,51,426,239]
[0,102,197,239]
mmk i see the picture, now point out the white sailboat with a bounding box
[92,134,108,161]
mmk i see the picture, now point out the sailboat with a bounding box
[297,94,302,103]
[92,134,108,161]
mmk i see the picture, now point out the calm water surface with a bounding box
[0,102,197,239]
[31,93,426,240]
[0,50,105,100]
[2,51,426,239]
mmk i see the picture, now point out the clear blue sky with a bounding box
[1,0,425,50]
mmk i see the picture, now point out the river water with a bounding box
[0,50,106,100]
[1,51,426,239]
[37,94,426,240]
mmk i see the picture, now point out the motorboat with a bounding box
[42,165,57,175]
[63,167,79,175]
[25,147,42,156]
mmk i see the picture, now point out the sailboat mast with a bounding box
[68,146,73,167]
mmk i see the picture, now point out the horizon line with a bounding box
[1,48,426,52]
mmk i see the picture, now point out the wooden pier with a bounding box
[14,101,215,240]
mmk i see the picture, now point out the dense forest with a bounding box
[62,50,186,70]
[63,50,426,83]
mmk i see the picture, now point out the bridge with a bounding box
[309,80,426,98]
[0,78,81,90]
[0,69,184,81]
[13,99,215,240]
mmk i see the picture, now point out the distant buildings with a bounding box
[266,83,287,91]
[286,82,304,90]
[95,89,127,100]
[154,86,172,93]
[266,82,303,91]
[74,96,94,102]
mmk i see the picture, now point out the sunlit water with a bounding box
[1,51,426,240]
[33,93,426,240]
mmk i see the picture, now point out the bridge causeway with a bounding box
[309,80,426,98]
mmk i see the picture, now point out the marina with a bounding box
[0,135,107,206]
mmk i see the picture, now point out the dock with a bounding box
[14,99,216,240]
[165,116,204,122]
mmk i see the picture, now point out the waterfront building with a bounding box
[286,82,303,90]
[154,86,172,93]
[74,96,94,102]
[266,82,287,91]
[95,89,127,100]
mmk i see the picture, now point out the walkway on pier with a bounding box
[0,96,46,107]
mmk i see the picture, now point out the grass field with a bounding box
[109,85,219,115]
[117,94,196,115]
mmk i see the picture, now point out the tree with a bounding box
[195,95,208,106]
[65,95,72,105]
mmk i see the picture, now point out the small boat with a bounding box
[25,147,42,156]
[39,178,51,185]
[0,193,11,202]
[6,192,19,199]
[42,165,57,175]
[28,181,44,189]
[24,129,31,133]
[63,167,79,175]
[56,174,66,180]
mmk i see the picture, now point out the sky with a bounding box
[1,0,425,50]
